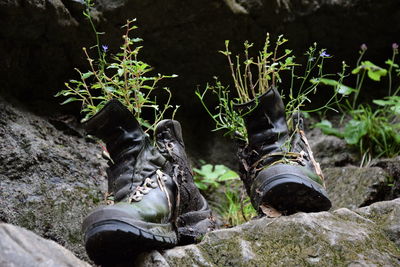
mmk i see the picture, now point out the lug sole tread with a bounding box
[85,220,177,265]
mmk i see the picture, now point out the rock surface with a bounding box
[138,199,400,266]
[309,129,359,168]
[324,166,388,210]
[0,223,90,267]
[309,126,400,210]
[1,199,399,267]
[0,96,107,261]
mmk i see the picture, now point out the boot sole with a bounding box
[85,220,177,265]
[252,172,332,215]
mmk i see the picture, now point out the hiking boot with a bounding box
[235,88,332,215]
[82,100,214,265]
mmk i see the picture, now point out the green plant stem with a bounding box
[352,71,366,109]
[83,48,107,95]
[84,0,102,65]
[195,89,221,126]
[387,49,397,96]
[355,49,366,90]
[299,56,320,95]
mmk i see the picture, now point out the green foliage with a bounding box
[55,0,178,131]
[373,96,400,115]
[193,161,239,190]
[193,162,256,226]
[314,44,400,158]
[197,36,342,142]
[313,120,343,137]
[218,182,257,227]
[352,61,388,81]
[218,36,298,103]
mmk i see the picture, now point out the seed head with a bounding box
[360,43,367,51]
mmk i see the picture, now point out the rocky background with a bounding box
[1,0,400,160]
[0,0,399,266]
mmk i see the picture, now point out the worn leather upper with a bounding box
[83,100,176,224]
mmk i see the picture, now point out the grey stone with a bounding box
[356,198,400,247]
[137,199,400,266]
[324,166,389,209]
[0,97,108,261]
[310,129,358,168]
[371,156,400,201]
[0,223,90,267]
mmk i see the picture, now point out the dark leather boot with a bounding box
[82,100,214,265]
[236,88,331,215]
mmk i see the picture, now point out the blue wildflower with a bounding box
[320,51,330,58]
[102,45,108,52]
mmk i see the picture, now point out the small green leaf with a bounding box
[317,78,339,86]
[367,69,386,81]
[117,68,124,77]
[131,38,143,42]
[60,97,79,105]
[314,120,343,137]
[91,83,102,89]
[336,84,354,95]
[343,119,368,144]
[310,78,354,95]
[351,66,362,74]
[104,86,116,93]
[391,105,400,115]
[353,61,387,81]
[82,71,94,79]
[217,170,239,181]
[285,56,294,64]
[372,99,388,106]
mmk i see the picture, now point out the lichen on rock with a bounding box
[138,199,400,266]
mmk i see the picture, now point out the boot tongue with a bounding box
[83,99,141,143]
[235,88,289,154]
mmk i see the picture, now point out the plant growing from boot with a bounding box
[196,35,342,220]
[55,0,178,132]
[314,43,400,159]
[196,35,343,141]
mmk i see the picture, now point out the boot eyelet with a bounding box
[167,143,174,149]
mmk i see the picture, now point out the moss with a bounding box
[163,209,400,266]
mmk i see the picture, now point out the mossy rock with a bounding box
[138,199,400,266]
[0,98,108,261]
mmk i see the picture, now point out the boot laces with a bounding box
[126,176,159,202]
[253,151,303,171]
[156,169,173,213]
[122,169,175,217]
[253,129,324,184]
